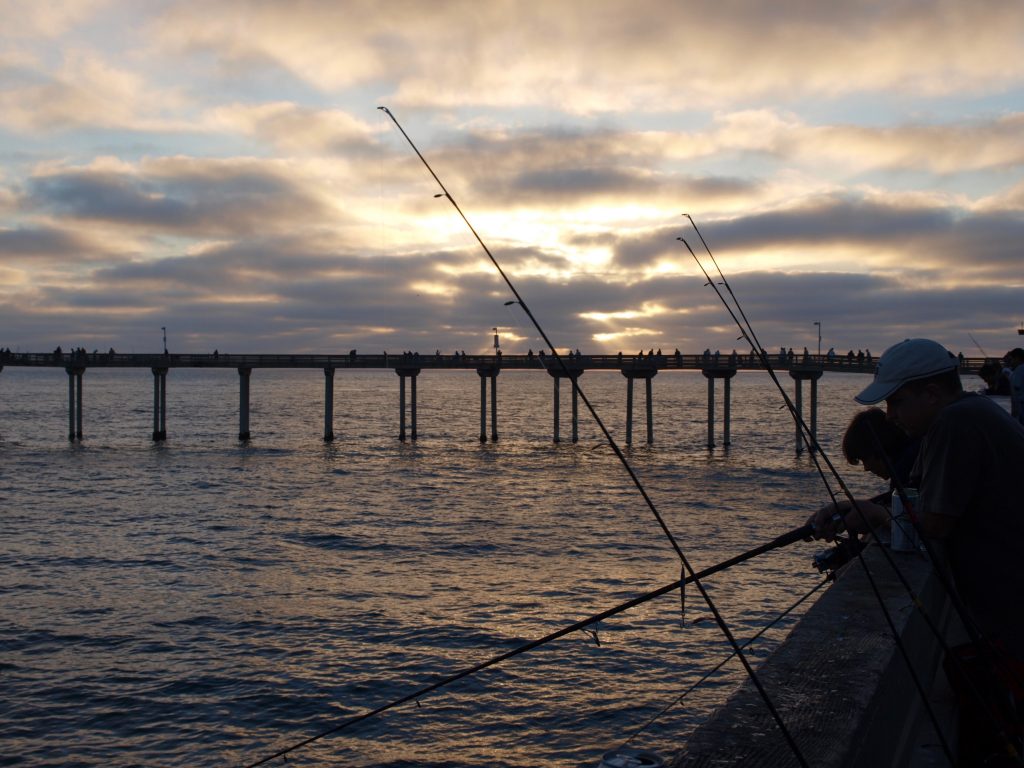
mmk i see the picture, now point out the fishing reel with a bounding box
[813,535,865,579]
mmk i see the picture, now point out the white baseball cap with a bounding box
[854,338,958,405]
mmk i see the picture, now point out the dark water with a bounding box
[0,366,929,766]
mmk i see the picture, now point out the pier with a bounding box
[0,350,985,445]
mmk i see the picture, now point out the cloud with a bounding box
[154,0,1024,111]
[23,156,338,237]
[207,102,380,154]
[0,48,189,133]
[0,225,99,261]
[0,0,110,39]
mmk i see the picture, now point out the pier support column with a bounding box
[706,374,715,448]
[621,367,658,445]
[491,372,498,443]
[552,375,561,443]
[151,367,168,441]
[476,366,500,442]
[646,375,654,445]
[238,367,252,441]
[794,378,803,453]
[571,375,579,443]
[548,367,583,443]
[723,374,732,446]
[701,366,738,449]
[396,368,421,442]
[323,367,335,442]
[790,366,824,455]
[626,376,634,445]
[810,376,819,446]
[66,366,85,441]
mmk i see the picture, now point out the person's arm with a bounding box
[807,498,889,540]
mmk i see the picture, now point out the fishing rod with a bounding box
[377,106,809,767]
[679,217,961,763]
[968,332,988,359]
[243,524,816,767]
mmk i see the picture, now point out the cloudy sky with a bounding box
[3,0,1023,356]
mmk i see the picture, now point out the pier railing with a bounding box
[0,350,988,374]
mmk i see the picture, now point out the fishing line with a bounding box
[377,106,809,768]
[618,576,829,749]
[681,217,959,764]
[241,525,813,767]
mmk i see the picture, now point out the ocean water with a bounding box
[0,365,950,767]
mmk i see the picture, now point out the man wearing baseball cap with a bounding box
[847,339,1024,639]
[842,338,1024,758]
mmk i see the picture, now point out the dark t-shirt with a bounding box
[911,393,1024,659]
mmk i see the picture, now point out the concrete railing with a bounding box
[670,544,954,767]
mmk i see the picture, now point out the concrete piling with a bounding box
[396,367,420,441]
[475,366,500,442]
[151,367,167,441]
[238,367,251,441]
[789,366,824,455]
[622,367,657,445]
[323,367,335,442]
[66,366,85,441]
[702,366,737,449]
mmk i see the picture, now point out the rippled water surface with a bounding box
[1,366,945,766]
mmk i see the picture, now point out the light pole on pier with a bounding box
[161,326,167,355]
[492,327,500,354]
[813,321,821,356]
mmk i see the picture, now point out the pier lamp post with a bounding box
[813,321,821,356]
[492,327,500,354]
[161,326,167,355]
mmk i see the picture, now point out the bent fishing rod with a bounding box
[243,524,815,767]
[679,219,960,764]
[377,106,808,767]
